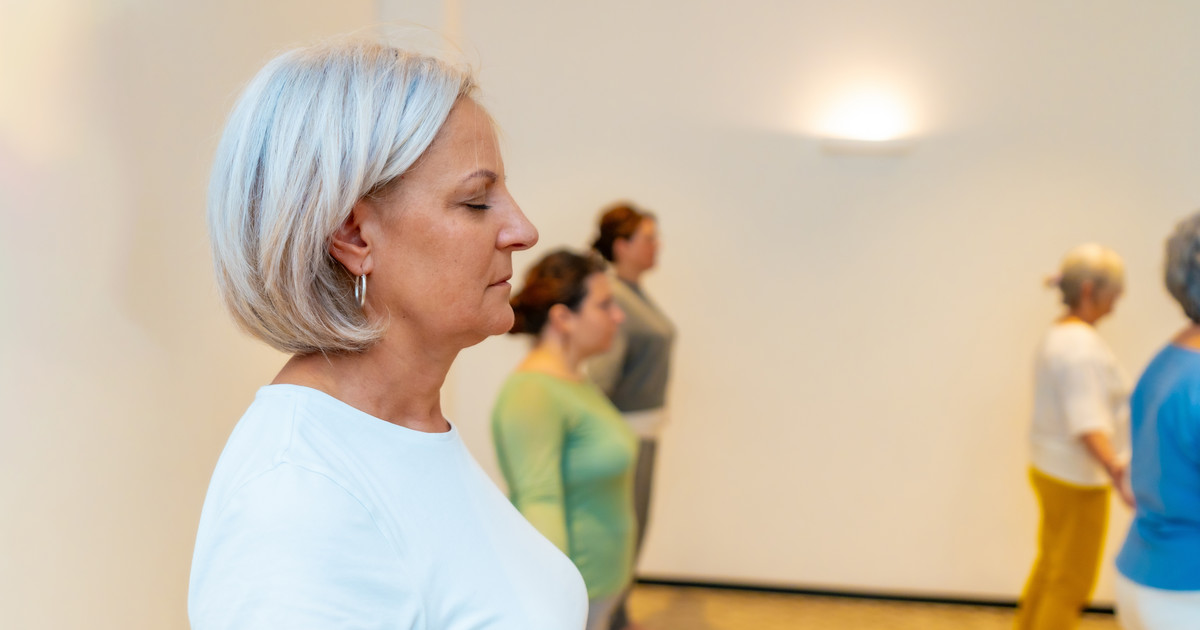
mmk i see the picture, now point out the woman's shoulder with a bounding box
[1140,345,1200,402]
[210,385,450,511]
[203,388,367,514]
[1139,344,1200,391]
[493,371,607,431]
[501,369,589,391]
[1040,322,1112,361]
[496,371,583,408]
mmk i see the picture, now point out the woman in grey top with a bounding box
[587,202,675,630]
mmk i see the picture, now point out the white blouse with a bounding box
[1029,322,1130,486]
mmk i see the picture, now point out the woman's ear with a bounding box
[1078,279,1095,303]
[546,303,575,333]
[329,199,375,276]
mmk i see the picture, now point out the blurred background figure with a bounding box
[588,203,676,630]
[493,250,637,630]
[190,38,589,629]
[1015,243,1133,630]
[1114,212,1200,630]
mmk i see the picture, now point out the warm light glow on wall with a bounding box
[817,85,914,141]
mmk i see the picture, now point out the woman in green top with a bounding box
[493,250,638,630]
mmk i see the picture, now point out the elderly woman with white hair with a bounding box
[1114,212,1200,630]
[188,39,588,629]
[1014,243,1134,630]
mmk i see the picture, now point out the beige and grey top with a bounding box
[587,276,675,437]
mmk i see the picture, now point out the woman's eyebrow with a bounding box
[460,169,498,185]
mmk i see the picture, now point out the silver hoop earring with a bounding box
[354,274,367,309]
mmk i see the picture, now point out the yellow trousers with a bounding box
[1014,468,1110,630]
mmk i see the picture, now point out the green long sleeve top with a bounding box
[491,371,637,599]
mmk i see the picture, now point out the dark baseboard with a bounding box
[635,577,1116,615]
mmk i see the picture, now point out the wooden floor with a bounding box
[627,584,1120,630]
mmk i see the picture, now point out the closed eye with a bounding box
[465,203,492,211]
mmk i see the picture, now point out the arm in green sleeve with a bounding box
[492,378,571,553]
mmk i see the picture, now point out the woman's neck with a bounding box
[519,335,584,381]
[1060,305,1102,326]
[271,330,456,433]
[1058,313,1093,326]
[1172,323,1200,350]
[614,260,642,286]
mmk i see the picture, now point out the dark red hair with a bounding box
[510,249,607,335]
[592,202,653,262]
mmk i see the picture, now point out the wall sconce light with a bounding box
[816,86,917,157]
[820,137,915,156]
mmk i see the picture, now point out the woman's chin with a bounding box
[483,309,516,337]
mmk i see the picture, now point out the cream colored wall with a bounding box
[0,1,381,627]
[414,0,1200,603]
[5,1,1200,625]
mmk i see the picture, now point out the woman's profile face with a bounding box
[1095,285,1123,319]
[620,218,659,272]
[567,273,625,358]
[364,98,538,348]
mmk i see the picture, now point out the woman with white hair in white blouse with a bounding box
[1014,243,1134,630]
[188,38,587,629]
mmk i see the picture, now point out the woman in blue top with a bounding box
[1115,210,1200,629]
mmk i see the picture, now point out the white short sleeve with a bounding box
[1052,349,1115,437]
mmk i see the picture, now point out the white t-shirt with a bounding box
[1029,322,1130,486]
[189,385,588,630]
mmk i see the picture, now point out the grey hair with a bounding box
[1050,243,1125,308]
[1165,210,1200,323]
[208,38,475,354]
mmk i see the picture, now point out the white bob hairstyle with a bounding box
[1048,243,1125,308]
[208,39,475,354]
